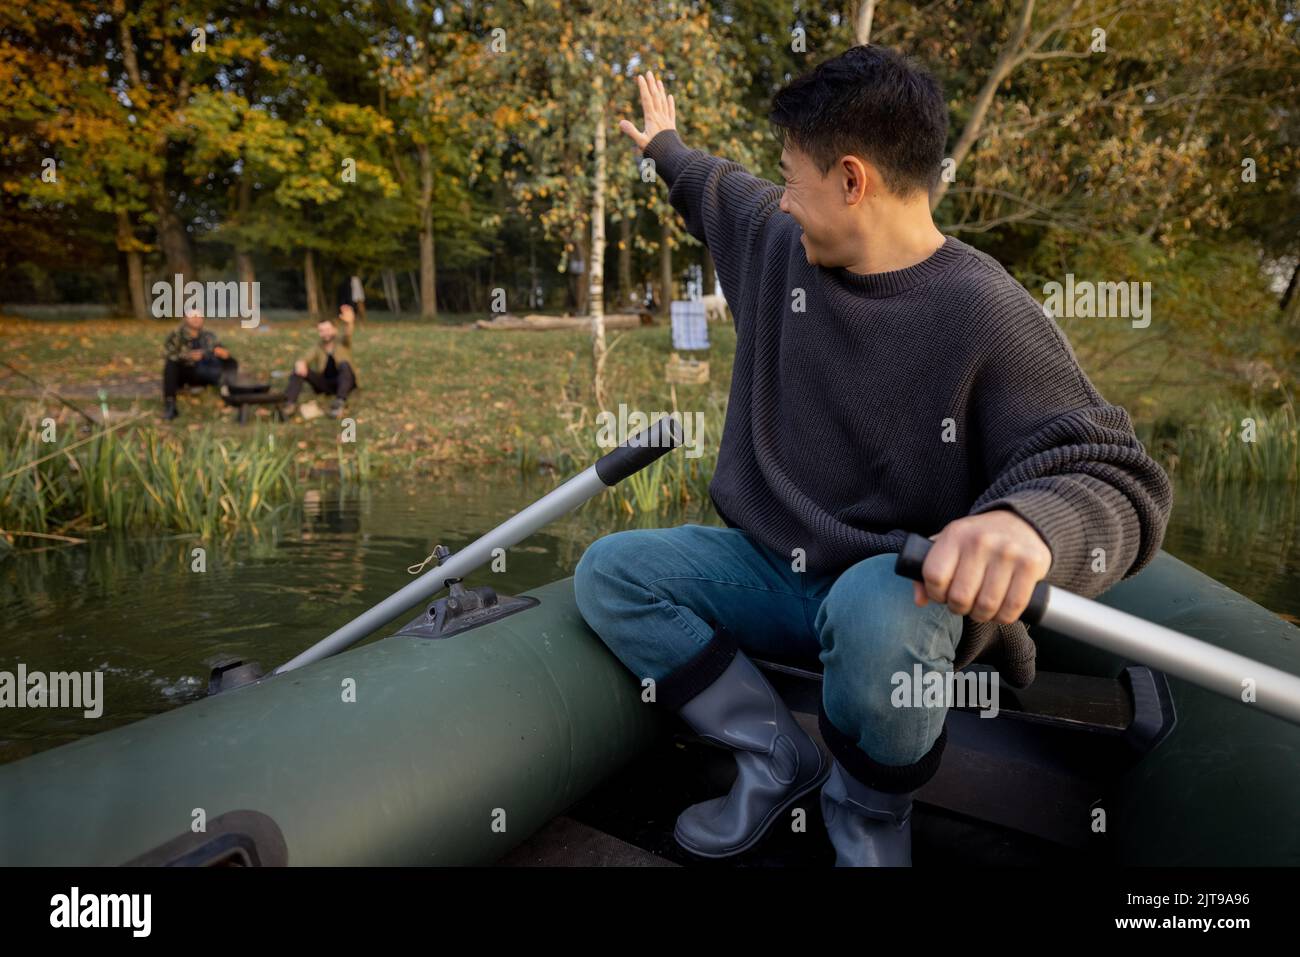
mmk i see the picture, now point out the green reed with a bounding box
[1143,401,1299,486]
[520,401,722,516]
[0,409,302,537]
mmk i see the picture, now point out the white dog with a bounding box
[701,293,731,323]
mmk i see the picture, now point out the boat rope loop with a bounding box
[408,543,450,576]
[408,552,437,575]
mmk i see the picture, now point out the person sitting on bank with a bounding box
[162,308,237,420]
[282,305,358,419]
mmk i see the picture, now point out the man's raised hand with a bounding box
[619,71,676,151]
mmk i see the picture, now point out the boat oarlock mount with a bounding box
[395,545,539,640]
[250,415,686,683]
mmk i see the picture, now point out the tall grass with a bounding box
[335,437,373,484]
[521,399,723,515]
[528,393,1298,518]
[1143,402,1299,486]
[0,409,301,537]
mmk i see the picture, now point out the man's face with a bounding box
[777,142,869,269]
[183,311,204,334]
[318,320,336,343]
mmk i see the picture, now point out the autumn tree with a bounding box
[371,2,494,320]
[486,0,756,406]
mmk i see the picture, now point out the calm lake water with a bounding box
[1,475,1297,765]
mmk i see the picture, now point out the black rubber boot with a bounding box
[162,397,178,420]
[674,651,829,858]
[820,759,914,867]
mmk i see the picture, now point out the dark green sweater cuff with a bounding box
[642,129,697,186]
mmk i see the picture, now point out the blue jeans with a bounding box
[574,524,962,768]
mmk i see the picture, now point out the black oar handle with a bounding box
[594,415,685,486]
[895,533,1050,625]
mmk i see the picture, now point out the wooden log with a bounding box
[474,312,653,331]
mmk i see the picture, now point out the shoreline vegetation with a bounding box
[1,267,1297,542]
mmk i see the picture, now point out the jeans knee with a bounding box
[816,553,961,763]
[574,530,643,625]
[816,553,956,670]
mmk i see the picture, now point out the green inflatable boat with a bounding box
[1,424,1297,867]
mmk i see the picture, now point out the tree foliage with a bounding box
[1,0,1296,320]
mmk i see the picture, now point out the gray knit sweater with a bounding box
[644,130,1173,686]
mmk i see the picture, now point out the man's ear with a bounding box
[839,155,879,206]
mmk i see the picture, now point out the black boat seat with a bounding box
[747,656,1176,850]
[751,656,1152,736]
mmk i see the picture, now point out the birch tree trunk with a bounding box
[855,1,877,45]
[589,83,608,410]
[382,269,402,314]
[408,270,422,313]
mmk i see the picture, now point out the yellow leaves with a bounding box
[492,104,524,127]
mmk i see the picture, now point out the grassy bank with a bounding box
[0,309,734,475]
[2,248,1296,537]
[0,310,735,534]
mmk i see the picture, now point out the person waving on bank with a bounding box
[282,304,359,419]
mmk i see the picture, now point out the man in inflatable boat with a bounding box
[575,47,1172,867]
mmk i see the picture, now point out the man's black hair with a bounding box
[769,45,947,196]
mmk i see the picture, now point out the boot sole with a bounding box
[673,748,832,860]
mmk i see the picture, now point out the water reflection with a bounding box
[0,475,1294,763]
[1163,480,1299,622]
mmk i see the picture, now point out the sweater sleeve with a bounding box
[642,130,787,315]
[966,303,1173,598]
